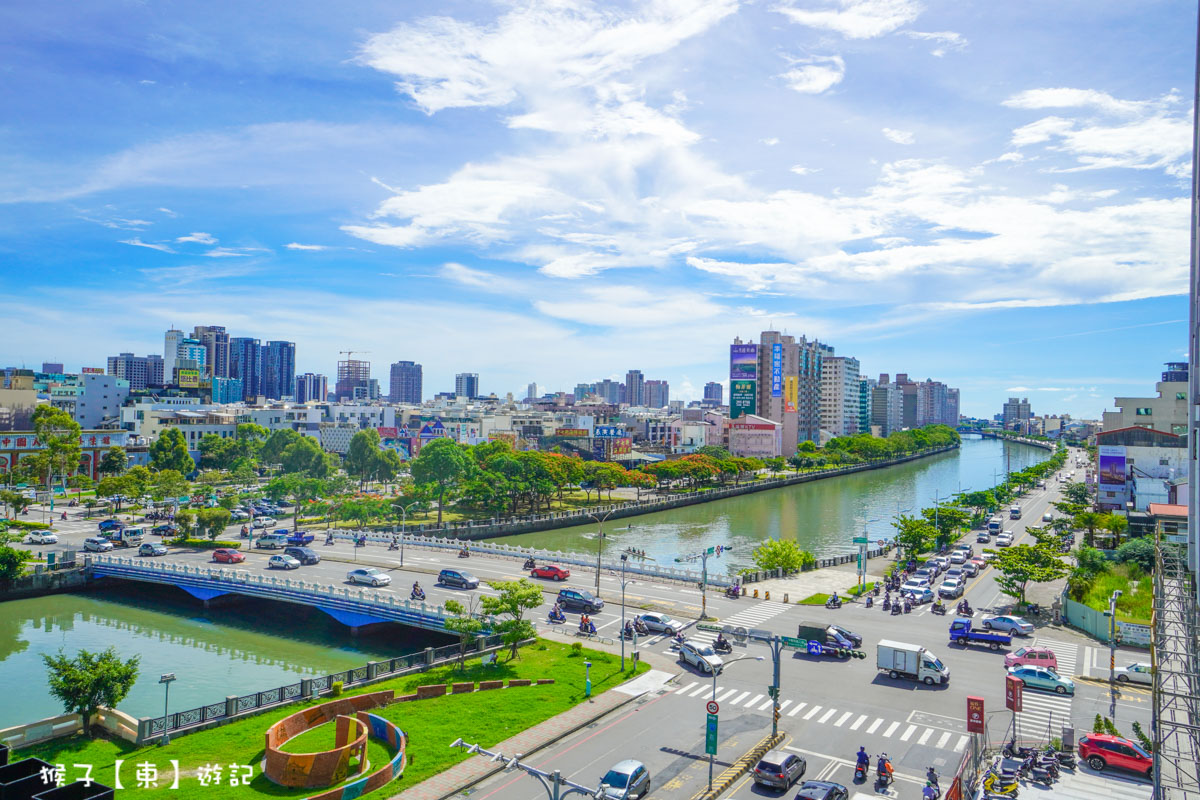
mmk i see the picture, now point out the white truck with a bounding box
[877,640,950,685]
[987,516,1003,535]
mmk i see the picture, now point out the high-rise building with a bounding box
[915,379,955,426]
[703,382,723,404]
[947,388,960,426]
[163,328,183,381]
[229,337,262,400]
[295,373,328,403]
[455,373,479,399]
[871,374,903,437]
[858,377,874,434]
[210,377,244,404]
[573,383,595,402]
[1102,362,1189,435]
[262,341,296,400]
[1002,397,1032,430]
[174,337,207,384]
[191,325,230,378]
[594,379,622,404]
[107,353,164,391]
[739,331,825,448]
[624,370,645,406]
[819,356,860,437]
[644,379,669,408]
[41,362,63,374]
[335,358,371,400]
[388,361,422,404]
[526,382,539,401]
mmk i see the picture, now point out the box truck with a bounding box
[877,640,950,685]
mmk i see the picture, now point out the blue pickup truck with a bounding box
[285,530,314,546]
[949,618,1012,651]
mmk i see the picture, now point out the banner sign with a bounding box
[730,379,756,419]
[1098,445,1127,489]
[177,368,200,388]
[966,696,985,733]
[1005,674,1023,712]
[555,428,590,438]
[771,343,783,397]
[81,367,104,374]
[593,425,624,438]
[592,439,607,460]
[784,376,798,413]
[611,437,632,455]
[730,344,758,380]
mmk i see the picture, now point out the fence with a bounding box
[1060,595,1151,647]
[138,635,505,742]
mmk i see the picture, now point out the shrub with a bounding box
[1114,538,1155,573]
[1093,714,1105,734]
[1131,721,1155,753]
[4,520,53,531]
[330,680,343,697]
[1103,717,1119,736]
[568,642,583,657]
[171,538,242,550]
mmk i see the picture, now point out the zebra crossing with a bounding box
[1034,637,1080,675]
[689,601,791,644]
[1011,637,1078,738]
[671,680,972,753]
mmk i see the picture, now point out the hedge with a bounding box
[171,538,242,549]
[4,519,54,530]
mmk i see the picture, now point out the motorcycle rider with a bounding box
[411,581,423,599]
[877,754,893,784]
[550,603,565,622]
[715,633,730,651]
[624,620,634,638]
[856,747,870,774]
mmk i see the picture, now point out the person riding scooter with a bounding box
[855,748,870,780]
[458,547,470,558]
[634,617,649,636]
[411,581,425,601]
[523,557,536,569]
[865,595,873,609]
[714,633,732,654]
[549,603,566,623]
[579,615,596,635]
[725,585,740,599]
[877,754,894,786]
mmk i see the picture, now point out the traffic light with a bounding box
[767,685,778,699]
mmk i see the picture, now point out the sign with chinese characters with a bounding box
[177,368,200,388]
[730,344,758,380]
[81,367,105,374]
[592,425,624,438]
[730,379,756,419]
[705,713,719,754]
[771,343,783,397]
[555,428,590,437]
[610,437,632,455]
[1005,674,1023,712]
[784,376,798,413]
[966,696,985,733]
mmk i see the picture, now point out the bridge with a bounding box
[87,554,482,635]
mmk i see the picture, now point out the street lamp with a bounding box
[158,672,176,746]
[449,740,610,800]
[708,654,763,791]
[391,500,420,567]
[584,661,592,698]
[584,508,617,598]
[1107,590,1123,690]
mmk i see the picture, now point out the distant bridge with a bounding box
[87,555,481,634]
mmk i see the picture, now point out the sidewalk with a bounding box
[390,668,677,800]
[744,561,887,601]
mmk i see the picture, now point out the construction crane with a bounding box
[338,350,371,360]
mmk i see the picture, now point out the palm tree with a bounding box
[1102,514,1129,548]
[1074,511,1102,548]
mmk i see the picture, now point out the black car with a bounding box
[794,781,848,800]
[828,624,862,648]
[283,546,320,565]
[438,569,480,589]
[151,524,179,536]
[557,588,604,613]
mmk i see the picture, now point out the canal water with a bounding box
[0,583,443,728]
[488,437,1049,576]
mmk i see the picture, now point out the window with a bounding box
[1135,408,1152,416]
[1177,392,1187,400]
[1160,458,1170,466]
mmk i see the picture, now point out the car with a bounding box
[960,561,979,577]
[949,551,966,564]
[83,536,114,552]
[981,551,997,563]
[638,612,684,636]
[900,583,934,604]
[794,780,849,800]
[954,543,974,556]
[976,531,991,543]
[558,587,604,613]
[929,556,951,571]
[969,556,987,569]
[138,542,168,557]
[26,531,58,544]
[530,564,571,581]
[1004,646,1058,671]
[944,567,964,580]
[252,517,276,528]
[753,750,807,790]
[98,519,124,532]
[1043,512,1053,522]
[1008,664,1074,694]
[995,534,1014,547]
[1077,733,1152,778]
[1036,480,1046,488]
[347,567,391,586]
[282,546,320,565]
[1113,662,1153,685]
[827,624,862,647]
[286,530,315,546]
[912,568,935,582]
[255,534,288,549]
[678,639,723,674]
[438,569,480,589]
[213,548,245,564]
[269,554,301,570]
[938,579,964,599]
[982,615,1034,635]
[599,760,650,799]
[151,524,179,536]
[231,510,250,521]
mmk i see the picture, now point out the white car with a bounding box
[1042,513,1053,523]
[26,531,59,544]
[949,551,966,564]
[976,531,991,543]
[901,582,934,603]
[637,612,684,636]
[678,640,723,674]
[1113,662,1153,685]
[83,536,114,552]
[268,554,301,570]
[960,561,979,577]
[938,579,965,599]
[996,533,1014,547]
[347,567,391,587]
[252,516,276,529]
[929,556,951,571]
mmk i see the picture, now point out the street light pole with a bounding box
[1108,589,1123,691]
[158,672,176,746]
[585,509,616,598]
[448,740,610,800]
[619,555,628,671]
[708,655,763,791]
[393,500,419,567]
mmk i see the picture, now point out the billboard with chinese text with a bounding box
[771,343,783,397]
[611,437,632,455]
[730,344,758,380]
[1098,445,1127,490]
[177,368,200,388]
[555,428,590,438]
[784,376,798,413]
[730,379,756,418]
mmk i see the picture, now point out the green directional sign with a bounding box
[706,546,716,555]
[781,636,806,649]
[705,713,718,755]
[852,536,869,544]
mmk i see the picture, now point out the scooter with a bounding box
[825,596,842,609]
[875,755,894,787]
[579,620,597,636]
[523,557,536,570]
[1002,740,1038,760]
[388,541,400,551]
[635,621,649,636]
[865,596,873,609]
[411,589,426,601]
[713,639,733,655]
[854,759,869,783]
[1018,756,1055,786]
[725,586,741,599]
[458,548,470,558]
[324,535,336,546]
[548,610,567,624]
[981,765,1020,797]
[903,599,912,614]
[890,602,902,616]
[925,768,941,800]
[1043,745,1076,769]
[931,601,947,615]
[872,584,881,596]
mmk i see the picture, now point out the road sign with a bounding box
[1005,675,1023,712]
[966,696,985,733]
[706,700,719,715]
[705,713,718,755]
[806,640,823,656]
[706,546,716,554]
[781,636,805,649]
[852,536,869,544]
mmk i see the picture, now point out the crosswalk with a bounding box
[690,601,790,645]
[1012,638,1078,738]
[671,680,972,754]
[1046,765,1151,800]
[1034,637,1079,675]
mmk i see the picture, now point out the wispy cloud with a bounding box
[901,30,967,57]
[285,242,328,251]
[176,231,217,244]
[120,237,175,253]
[774,0,923,39]
[138,263,260,285]
[882,127,915,144]
[158,208,178,217]
[203,246,267,258]
[779,55,845,94]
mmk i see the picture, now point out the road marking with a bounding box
[835,711,853,727]
[789,702,807,717]
[675,681,698,695]
[745,694,764,708]
[716,688,738,702]
[819,708,838,724]
[900,725,917,742]
[804,705,823,720]
[935,732,951,749]
[778,700,792,713]
[851,715,868,731]
[867,718,883,734]
[883,721,900,738]
[732,691,750,705]
[954,735,969,752]
[758,698,775,711]
[689,684,710,697]
[917,728,933,745]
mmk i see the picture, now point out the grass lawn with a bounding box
[18,640,646,800]
[799,593,829,605]
[277,720,391,783]
[1082,564,1152,625]
[846,582,876,597]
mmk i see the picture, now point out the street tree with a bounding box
[892,514,936,559]
[260,429,303,466]
[988,544,1068,605]
[443,599,485,671]
[1073,511,1103,548]
[410,438,469,524]
[694,445,732,460]
[98,446,128,476]
[345,429,384,488]
[32,406,82,490]
[921,506,971,545]
[149,469,189,504]
[175,509,197,538]
[751,539,815,572]
[480,578,542,660]
[42,647,140,736]
[1063,482,1091,505]
[280,437,335,478]
[149,428,195,474]
[0,545,32,586]
[196,508,233,540]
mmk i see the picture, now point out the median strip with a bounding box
[689,731,786,800]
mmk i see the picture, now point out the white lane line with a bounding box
[804,705,823,720]
[745,694,764,708]
[732,691,750,705]
[883,721,900,738]
[850,715,868,731]
[689,685,710,697]
[675,682,698,695]
[900,725,917,742]
[936,732,951,749]
[789,702,807,717]
[867,718,883,735]
[779,700,793,713]
[835,711,854,727]
[917,728,933,745]
[716,688,738,703]
[758,699,775,711]
[819,708,838,724]
[954,735,969,752]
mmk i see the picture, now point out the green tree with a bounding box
[751,539,816,572]
[411,438,469,524]
[345,429,383,488]
[1102,513,1129,547]
[149,469,189,504]
[260,429,303,466]
[98,446,128,476]
[42,647,140,736]
[480,579,543,660]
[195,507,233,540]
[443,598,484,671]
[1113,538,1155,572]
[95,475,127,512]
[149,428,195,474]
[694,445,732,460]
[1074,511,1103,548]
[892,514,936,559]
[124,465,152,501]
[175,509,197,538]
[922,506,971,546]
[988,544,1068,605]
[1063,482,1090,505]
[32,406,83,490]
[0,546,32,586]
[197,434,236,471]
[280,437,335,478]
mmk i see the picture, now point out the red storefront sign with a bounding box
[1005,675,1023,712]
[966,696,985,733]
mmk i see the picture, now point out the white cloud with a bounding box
[284,242,328,251]
[439,262,523,293]
[157,207,178,217]
[1006,386,1031,392]
[120,237,175,253]
[534,285,725,327]
[203,246,266,258]
[774,0,922,39]
[790,164,813,175]
[176,231,217,244]
[761,137,780,146]
[882,127,915,144]
[779,55,845,94]
[901,30,967,56]
[1003,88,1149,116]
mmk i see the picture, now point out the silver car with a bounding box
[1114,662,1153,685]
[678,640,723,674]
[347,567,391,586]
[600,760,649,799]
[638,612,683,636]
[83,536,114,552]
[753,750,806,790]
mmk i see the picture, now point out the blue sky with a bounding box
[1,0,1193,418]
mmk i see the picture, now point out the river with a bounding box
[487,437,1049,575]
[0,583,443,728]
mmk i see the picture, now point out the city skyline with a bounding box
[1,1,1191,418]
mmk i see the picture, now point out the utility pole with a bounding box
[584,508,616,598]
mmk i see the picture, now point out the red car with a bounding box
[213,548,245,564]
[1078,733,1152,778]
[530,564,571,581]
